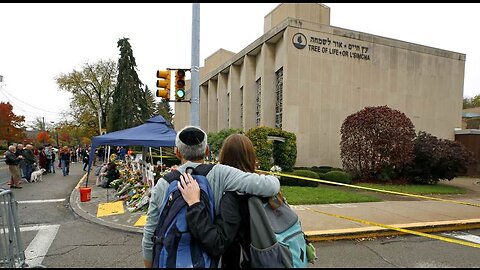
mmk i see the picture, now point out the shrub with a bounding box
[322,171,352,184]
[295,166,344,174]
[340,105,416,181]
[246,126,297,172]
[404,131,476,184]
[207,128,243,159]
[280,170,319,187]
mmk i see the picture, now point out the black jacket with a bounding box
[186,192,251,268]
[5,151,21,166]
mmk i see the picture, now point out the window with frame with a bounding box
[240,86,243,126]
[275,67,283,129]
[256,78,261,126]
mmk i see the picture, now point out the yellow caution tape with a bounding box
[256,170,480,248]
[304,206,480,249]
[257,170,480,208]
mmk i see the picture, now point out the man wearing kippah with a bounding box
[142,125,280,268]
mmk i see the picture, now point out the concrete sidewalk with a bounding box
[69,175,480,241]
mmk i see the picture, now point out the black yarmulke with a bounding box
[179,127,205,145]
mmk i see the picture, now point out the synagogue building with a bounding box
[174,3,466,168]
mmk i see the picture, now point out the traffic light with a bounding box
[156,70,171,100]
[175,69,186,101]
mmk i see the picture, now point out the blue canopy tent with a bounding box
[85,115,177,186]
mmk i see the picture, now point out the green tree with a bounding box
[155,98,174,125]
[463,94,480,109]
[56,59,117,135]
[144,85,157,119]
[109,38,150,131]
[28,117,46,131]
[208,128,243,159]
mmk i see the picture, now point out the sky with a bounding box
[1,3,479,127]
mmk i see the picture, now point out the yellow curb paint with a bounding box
[303,206,480,249]
[134,215,147,227]
[97,201,125,217]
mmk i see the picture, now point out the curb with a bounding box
[305,219,480,242]
[69,173,144,235]
[70,175,480,242]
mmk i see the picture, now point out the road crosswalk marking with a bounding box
[22,224,60,267]
[18,199,66,204]
[441,232,480,245]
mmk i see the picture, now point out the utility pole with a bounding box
[98,107,102,135]
[191,3,200,127]
[42,117,46,144]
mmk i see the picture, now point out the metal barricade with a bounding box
[0,188,27,268]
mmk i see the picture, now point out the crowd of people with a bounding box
[3,143,92,188]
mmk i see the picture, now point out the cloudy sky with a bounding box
[0,3,479,126]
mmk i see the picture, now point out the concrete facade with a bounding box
[175,3,466,168]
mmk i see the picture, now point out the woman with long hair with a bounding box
[178,133,257,268]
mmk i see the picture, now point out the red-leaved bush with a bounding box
[403,131,476,184]
[340,105,415,181]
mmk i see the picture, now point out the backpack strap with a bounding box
[163,164,215,183]
[163,170,181,183]
[190,163,215,176]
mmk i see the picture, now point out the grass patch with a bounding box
[356,183,466,195]
[280,185,381,205]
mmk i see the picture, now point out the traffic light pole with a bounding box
[190,3,200,127]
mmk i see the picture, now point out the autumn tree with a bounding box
[340,105,416,181]
[108,38,153,131]
[55,120,97,147]
[36,131,51,145]
[56,59,117,135]
[0,102,25,147]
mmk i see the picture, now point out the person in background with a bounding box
[100,162,120,188]
[81,148,89,171]
[50,146,57,173]
[117,146,126,161]
[16,144,26,178]
[5,145,24,189]
[38,146,47,173]
[44,144,53,173]
[23,144,36,183]
[59,146,71,176]
[97,146,105,163]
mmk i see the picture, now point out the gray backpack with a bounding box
[248,193,310,268]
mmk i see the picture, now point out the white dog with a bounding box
[30,169,46,182]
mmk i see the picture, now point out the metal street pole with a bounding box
[42,117,46,144]
[98,107,102,135]
[191,3,200,127]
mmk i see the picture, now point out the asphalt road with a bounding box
[2,162,479,268]
[312,229,480,267]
